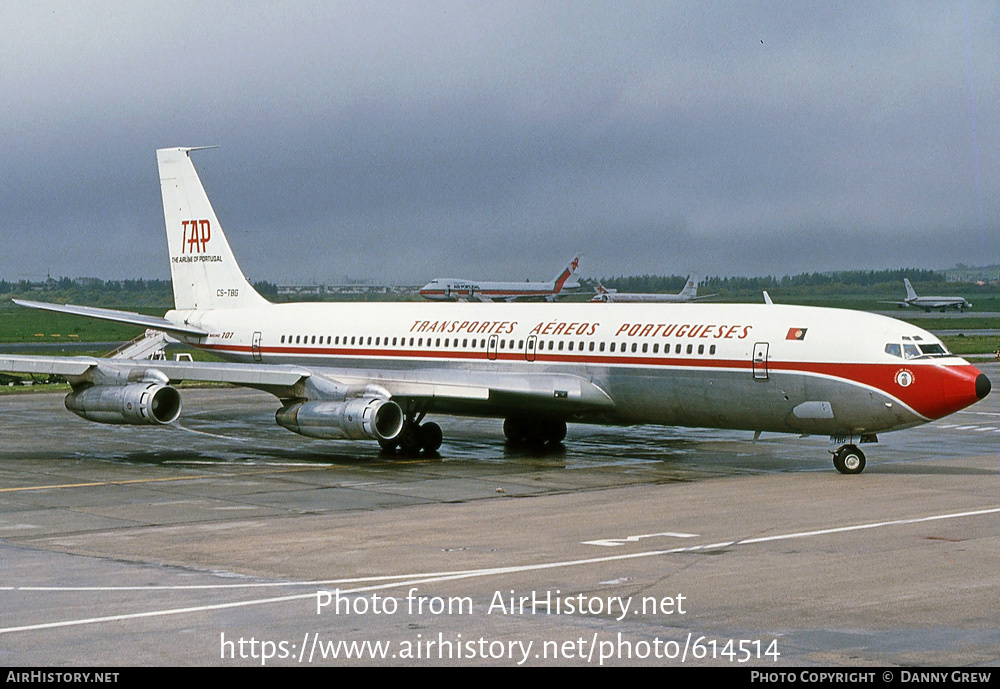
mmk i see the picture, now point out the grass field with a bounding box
[0,303,165,344]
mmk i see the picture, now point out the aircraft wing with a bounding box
[0,355,308,388]
[0,355,615,416]
[878,300,910,307]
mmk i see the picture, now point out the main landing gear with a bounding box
[379,409,442,456]
[831,444,866,474]
[503,415,567,447]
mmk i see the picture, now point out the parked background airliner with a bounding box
[0,148,990,474]
[419,257,581,302]
[590,275,716,303]
[882,278,972,312]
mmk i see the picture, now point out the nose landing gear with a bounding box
[832,444,866,474]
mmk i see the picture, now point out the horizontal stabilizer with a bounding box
[12,299,208,338]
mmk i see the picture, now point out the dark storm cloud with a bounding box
[0,1,996,285]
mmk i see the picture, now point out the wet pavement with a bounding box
[0,364,997,666]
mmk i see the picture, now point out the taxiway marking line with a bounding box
[0,467,322,493]
[1,506,997,634]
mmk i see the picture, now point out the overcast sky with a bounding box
[1,1,997,285]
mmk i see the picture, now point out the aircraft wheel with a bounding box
[546,419,567,443]
[398,423,423,456]
[503,417,527,444]
[833,445,866,474]
[420,422,443,453]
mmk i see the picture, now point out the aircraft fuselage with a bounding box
[173,301,987,438]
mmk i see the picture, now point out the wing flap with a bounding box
[0,355,97,377]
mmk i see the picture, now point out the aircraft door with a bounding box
[487,334,499,361]
[752,342,768,380]
[526,335,537,362]
[252,331,262,363]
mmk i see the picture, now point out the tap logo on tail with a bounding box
[181,220,211,253]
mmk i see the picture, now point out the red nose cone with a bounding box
[936,365,990,419]
[976,373,991,400]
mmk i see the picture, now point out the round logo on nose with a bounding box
[895,369,915,388]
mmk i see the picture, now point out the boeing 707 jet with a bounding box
[881,278,973,312]
[590,275,716,303]
[0,148,990,474]
[418,257,581,302]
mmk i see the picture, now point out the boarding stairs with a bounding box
[106,329,172,360]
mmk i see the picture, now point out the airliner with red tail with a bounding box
[419,256,581,302]
[1,148,990,473]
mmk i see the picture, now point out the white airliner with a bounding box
[590,275,716,303]
[0,148,991,474]
[419,257,581,302]
[881,278,973,312]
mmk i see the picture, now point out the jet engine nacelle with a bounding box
[65,383,182,425]
[275,398,404,441]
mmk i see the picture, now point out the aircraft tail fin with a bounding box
[903,278,918,301]
[157,147,270,311]
[551,256,582,293]
[680,275,699,299]
[591,283,614,302]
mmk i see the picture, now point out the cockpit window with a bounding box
[889,341,950,359]
[918,343,948,356]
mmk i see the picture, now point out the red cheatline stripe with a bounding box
[198,343,979,420]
